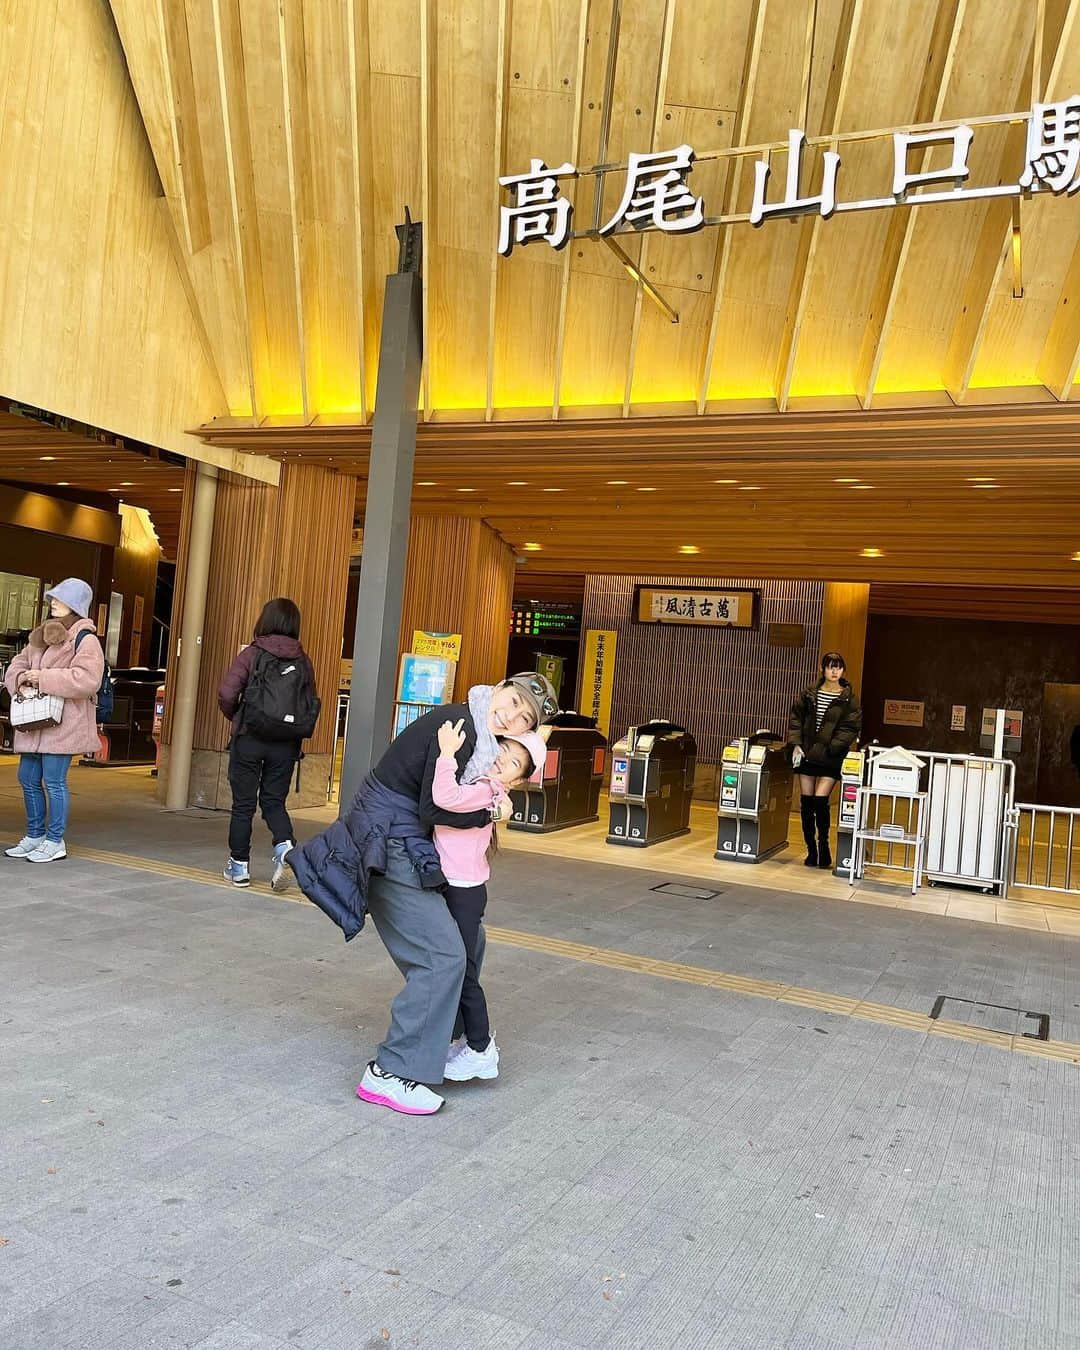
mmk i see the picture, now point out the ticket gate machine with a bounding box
[833,750,865,877]
[715,732,793,863]
[508,713,607,833]
[606,721,696,847]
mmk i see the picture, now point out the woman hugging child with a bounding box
[431,716,546,1084]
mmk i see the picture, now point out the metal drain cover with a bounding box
[651,882,720,901]
[930,995,1049,1041]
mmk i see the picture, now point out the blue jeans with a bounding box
[18,753,73,843]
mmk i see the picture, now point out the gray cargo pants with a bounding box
[366,839,484,1085]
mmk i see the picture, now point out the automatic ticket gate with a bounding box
[833,751,865,878]
[508,713,607,833]
[715,732,792,863]
[606,721,696,847]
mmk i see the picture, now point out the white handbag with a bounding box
[9,691,65,732]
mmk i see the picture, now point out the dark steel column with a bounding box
[338,217,423,814]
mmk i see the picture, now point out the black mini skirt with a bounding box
[798,752,845,780]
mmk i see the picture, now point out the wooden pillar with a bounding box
[160,461,355,808]
[820,582,870,698]
[399,515,516,695]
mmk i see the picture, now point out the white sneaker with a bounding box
[442,1037,500,1082]
[26,840,67,864]
[356,1062,443,1115]
[5,836,45,859]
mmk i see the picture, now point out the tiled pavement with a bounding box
[3,762,1080,1348]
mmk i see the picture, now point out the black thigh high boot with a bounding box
[800,795,818,867]
[814,796,833,870]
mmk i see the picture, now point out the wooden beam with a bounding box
[944,0,1076,402]
[621,0,678,417]
[419,0,436,421]
[696,0,768,414]
[551,0,592,420]
[774,0,865,413]
[485,0,513,422]
[346,0,371,422]
[856,0,967,409]
[277,0,311,423]
[209,0,259,421]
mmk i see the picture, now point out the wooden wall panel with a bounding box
[869,584,1080,627]
[399,515,516,694]
[820,581,869,700]
[580,573,824,762]
[0,0,227,458]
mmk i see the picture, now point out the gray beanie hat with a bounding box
[44,578,93,619]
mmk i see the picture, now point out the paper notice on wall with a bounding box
[950,705,966,731]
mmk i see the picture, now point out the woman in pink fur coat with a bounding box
[3,578,105,863]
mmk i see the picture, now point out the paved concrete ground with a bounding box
[3,762,1080,1348]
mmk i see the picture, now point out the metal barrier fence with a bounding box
[1012,803,1080,895]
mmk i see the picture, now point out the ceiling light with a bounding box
[39,455,56,462]
[850,484,874,490]
[523,542,542,551]
[967,476,996,482]
[542,487,562,493]
[607,480,629,485]
[168,487,182,493]
[508,480,528,486]
[637,487,657,492]
[860,547,883,558]
[1072,552,1080,562]
[457,487,476,493]
[971,483,999,489]
[679,545,700,555]
[417,480,437,486]
[119,481,134,487]
[834,477,859,483]
[713,479,737,484]
[56,481,70,487]
[737,485,761,491]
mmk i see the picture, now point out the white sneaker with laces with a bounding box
[356,1061,443,1115]
[26,839,67,864]
[442,1037,500,1082]
[5,836,45,859]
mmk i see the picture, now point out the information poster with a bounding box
[950,705,966,731]
[581,628,617,736]
[883,699,925,727]
[535,653,564,699]
[411,630,462,662]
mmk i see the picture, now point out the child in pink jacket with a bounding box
[431,716,547,1084]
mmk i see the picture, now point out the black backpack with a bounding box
[241,648,320,741]
[74,629,115,725]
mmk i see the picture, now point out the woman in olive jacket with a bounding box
[788,652,862,869]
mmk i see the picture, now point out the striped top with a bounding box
[814,689,837,730]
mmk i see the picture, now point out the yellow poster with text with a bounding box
[411,630,463,662]
[581,629,617,736]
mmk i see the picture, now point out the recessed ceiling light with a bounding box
[56,481,70,486]
[39,455,56,462]
[523,542,542,551]
[678,545,700,555]
[737,485,761,491]
[1072,551,1080,562]
[457,487,476,493]
[850,484,874,490]
[713,479,738,484]
[860,547,883,558]
[971,483,999,489]
[168,487,182,493]
[119,481,134,487]
[967,476,996,482]
[607,480,629,485]
[637,487,657,492]
[417,480,437,486]
[834,477,859,483]
[508,480,529,486]
[542,487,562,493]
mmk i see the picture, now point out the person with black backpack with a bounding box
[217,598,320,890]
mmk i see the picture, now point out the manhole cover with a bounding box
[650,882,720,901]
[930,995,1049,1041]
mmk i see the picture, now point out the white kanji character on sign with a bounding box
[750,130,840,226]
[1020,99,1080,194]
[599,144,704,236]
[892,126,974,199]
[498,160,576,256]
